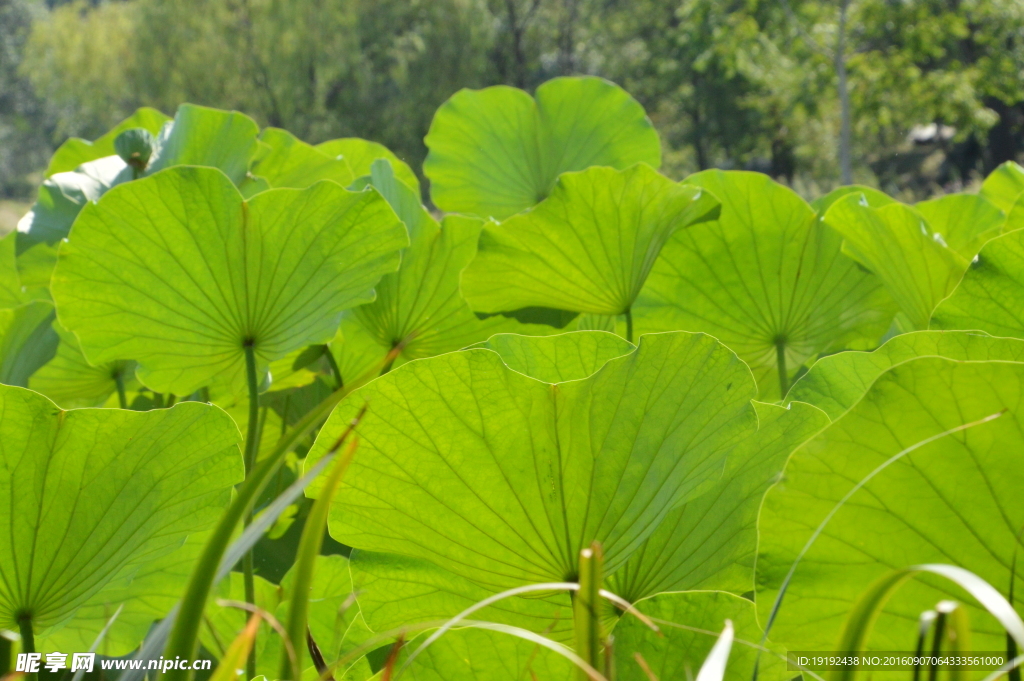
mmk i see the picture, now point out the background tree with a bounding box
[2,0,1023,209]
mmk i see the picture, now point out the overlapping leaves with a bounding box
[461,164,720,325]
[932,228,1024,338]
[824,195,969,330]
[634,170,894,398]
[331,161,552,381]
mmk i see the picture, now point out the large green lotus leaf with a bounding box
[0,385,243,631]
[29,322,137,408]
[424,76,661,219]
[40,530,208,656]
[249,128,355,190]
[332,161,555,381]
[0,231,25,308]
[474,330,635,384]
[824,194,968,330]
[0,301,58,386]
[146,104,260,184]
[52,166,407,396]
[46,107,170,177]
[461,164,720,320]
[634,170,895,399]
[609,401,828,603]
[309,331,757,591]
[810,184,895,213]
[980,161,1024,212]
[317,138,420,196]
[757,358,1024,659]
[931,229,1024,337]
[915,193,1006,259]
[614,591,786,681]
[788,330,1024,419]
[351,550,573,643]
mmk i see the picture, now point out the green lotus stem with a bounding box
[17,615,33,655]
[775,338,788,398]
[242,342,260,680]
[18,614,34,681]
[280,436,359,681]
[114,370,127,409]
[625,308,633,344]
[573,541,604,681]
[380,341,400,376]
[324,345,344,390]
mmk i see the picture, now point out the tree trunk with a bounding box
[558,0,579,75]
[836,0,852,184]
[505,0,528,88]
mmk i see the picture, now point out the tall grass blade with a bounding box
[120,605,179,681]
[280,436,360,680]
[162,404,366,681]
[913,609,938,681]
[937,601,970,681]
[70,605,123,681]
[695,620,734,681]
[1010,535,1022,681]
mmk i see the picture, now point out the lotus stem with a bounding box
[625,308,633,344]
[574,541,605,681]
[324,345,344,390]
[242,342,260,680]
[18,613,34,681]
[775,338,788,398]
[17,615,33,655]
[114,369,127,409]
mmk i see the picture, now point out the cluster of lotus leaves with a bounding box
[1,77,1024,680]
